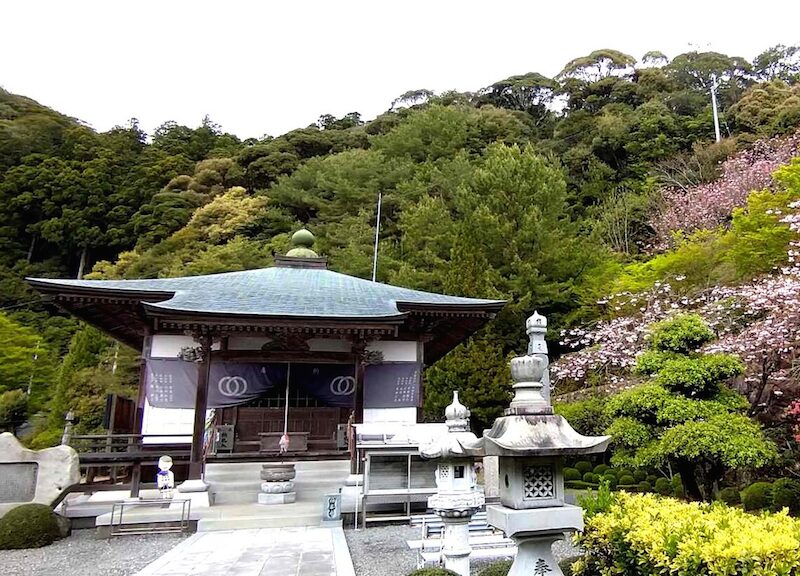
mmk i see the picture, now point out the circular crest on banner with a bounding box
[218,376,248,397]
[330,376,356,396]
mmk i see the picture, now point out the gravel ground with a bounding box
[344,524,580,576]
[0,529,189,576]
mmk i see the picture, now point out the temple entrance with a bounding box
[209,362,354,457]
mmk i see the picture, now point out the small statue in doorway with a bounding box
[156,455,175,499]
[279,433,290,454]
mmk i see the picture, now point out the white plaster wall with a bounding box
[141,398,208,445]
[366,340,418,361]
[307,338,352,352]
[150,334,220,358]
[363,407,417,423]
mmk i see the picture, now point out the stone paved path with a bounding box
[134,526,355,576]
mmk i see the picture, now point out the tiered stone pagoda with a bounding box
[27,230,505,499]
[461,312,610,576]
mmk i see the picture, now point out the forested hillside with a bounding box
[1,46,799,467]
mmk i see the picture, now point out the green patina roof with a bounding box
[28,266,505,320]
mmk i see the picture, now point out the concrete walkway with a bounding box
[134,526,355,576]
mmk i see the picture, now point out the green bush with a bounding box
[648,314,715,353]
[672,475,685,499]
[619,474,636,486]
[593,464,610,475]
[554,397,611,437]
[717,487,741,505]
[566,480,598,490]
[601,474,618,489]
[477,560,512,576]
[637,481,652,492]
[617,468,634,478]
[575,493,800,576]
[575,461,593,475]
[635,349,680,376]
[633,470,647,482]
[771,478,800,515]
[559,556,581,576]
[578,480,615,519]
[741,482,773,511]
[407,569,460,576]
[646,474,658,484]
[583,472,598,484]
[564,467,582,482]
[654,477,672,496]
[0,504,66,549]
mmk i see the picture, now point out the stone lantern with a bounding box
[462,312,610,576]
[420,392,485,576]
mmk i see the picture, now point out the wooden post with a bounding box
[130,331,151,497]
[351,342,365,474]
[189,335,212,479]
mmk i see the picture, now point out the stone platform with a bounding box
[59,460,351,532]
[134,526,355,576]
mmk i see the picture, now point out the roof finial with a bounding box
[286,228,319,258]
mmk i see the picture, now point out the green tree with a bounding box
[605,315,776,500]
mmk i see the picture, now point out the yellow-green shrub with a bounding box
[573,493,800,576]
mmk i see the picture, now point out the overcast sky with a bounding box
[2,1,799,140]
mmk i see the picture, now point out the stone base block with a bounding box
[487,504,583,538]
[261,481,294,494]
[257,491,296,505]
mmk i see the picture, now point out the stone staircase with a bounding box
[197,460,351,531]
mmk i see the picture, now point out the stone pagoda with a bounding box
[420,392,485,576]
[462,312,610,576]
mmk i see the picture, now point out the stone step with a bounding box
[196,511,322,531]
[211,490,262,505]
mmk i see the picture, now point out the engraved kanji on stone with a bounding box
[534,558,552,576]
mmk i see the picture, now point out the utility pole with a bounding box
[371,192,382,282]
[710,73,721,143]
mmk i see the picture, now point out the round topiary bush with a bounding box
[671,474,685,498]
[717,487,741,506]
[741,482,773,511]
[654,477,672,496]
[771,478,800,515]
[601,474,618,489]
[633,470,647,482]
[564,467,582,482]
[407,569,460,576]
[617,468,634,478]
[637,481,652,492]
[574,461,592,475]
[619,474,636,486]
[593,464,610,475]
[583,472,598,484]
[0,504,67,549]
[646,474,658,484]
[477,560,513,576]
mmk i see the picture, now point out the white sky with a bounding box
[2,1,799,140]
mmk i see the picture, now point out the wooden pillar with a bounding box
[351,342,365,474]
[416,340,425,423]
[130,330,151,497]
[189,335,212,479]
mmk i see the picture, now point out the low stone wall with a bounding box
[0,432,80,518]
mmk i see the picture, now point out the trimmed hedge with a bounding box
[477,560,513,576]
[741,482,773,511]
[771,478,800,515]
[575,493,800,576]
[0,504,66,549]
[564,467,582,482]
[633,470,647,482]
[637,481,652,492]
[646,474,658,484]
[593,464,610,475]
[575,461,592,475]
[566,480,599,490]
[654,477,672,496]
[583,472,599,484]
[717,487,741,506]
[619,474,636,486]
[601,474,618,489]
